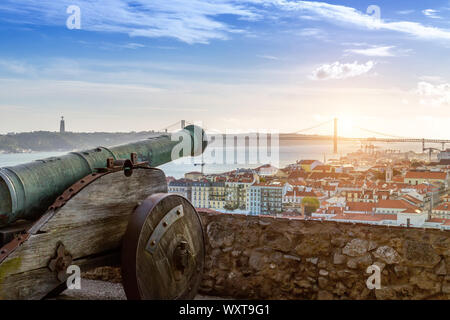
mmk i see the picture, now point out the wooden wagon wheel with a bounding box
[121,193,205,300]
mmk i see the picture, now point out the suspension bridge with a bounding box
[157,119,450,155]
[281,118,450,154]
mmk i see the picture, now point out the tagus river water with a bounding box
[0,141,424,179]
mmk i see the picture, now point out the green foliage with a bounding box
[224,203,238,211]
[301,197,320,216]
[374,168,401,181]
[411,161,424,168]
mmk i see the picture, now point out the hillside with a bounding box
[0,131,164,153]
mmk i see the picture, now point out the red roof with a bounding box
[285,187,323,198]
[345,202,376,213]
[287,179,307,186]
[317,206,344,215]
[288,171,309,180]
[427,218,447,223]
[256,164,278,170]
[434,203,450,212]
[313,165,332,171]
[401,195,423,205]
[376,199,419,211]
[299,160,317,165]
[308,172,351,180]
[405,171,447,180]
[333,213,397,222]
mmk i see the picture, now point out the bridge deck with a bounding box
[279,134,450,144]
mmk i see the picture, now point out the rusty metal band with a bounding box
[70,147,117,172]
[70,152,95,172]
[99,146,118,160]
[0,232,30,263]
[48,172,109,211]
[145,204,185,254]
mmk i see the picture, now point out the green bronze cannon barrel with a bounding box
[0,125,207,226]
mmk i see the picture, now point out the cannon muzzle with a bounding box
[0,125,207,226]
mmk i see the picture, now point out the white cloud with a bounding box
[296,28,326,38]
[416,81,450,106]
[298,15,320,21]
[3,1,450,44]
[397,10,415,15]
[422,9,441,19]
[345,46,395,57]
[121,43,146,49]
[0,59,34,74]
[267,1,450,41]
[0,0,259,44]
[418,75,445,83]
[311,61,374,80]
[257,55,279,60]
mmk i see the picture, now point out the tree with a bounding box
[411,161,424,168]
[224,203,238,211]
[374,171,386,181]
[301,197,320,216]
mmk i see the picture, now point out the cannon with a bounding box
[0,125,208,300]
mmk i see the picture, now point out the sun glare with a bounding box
[336,115,359,138]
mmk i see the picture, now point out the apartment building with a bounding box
[247,181,283,215]
[168,179,192,200]
[225,176,253,210]
[191,181,210,209]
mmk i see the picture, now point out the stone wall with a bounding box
[198,211,450,300]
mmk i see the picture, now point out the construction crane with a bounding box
[194,152,206,175]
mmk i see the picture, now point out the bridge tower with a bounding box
[333,118,338,154]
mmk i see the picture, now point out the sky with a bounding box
[1,0,450,138]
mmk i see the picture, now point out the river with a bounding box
[0,140,425,179]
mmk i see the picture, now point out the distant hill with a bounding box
[0,131,165,153]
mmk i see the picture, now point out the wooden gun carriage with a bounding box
[0,125,207,300]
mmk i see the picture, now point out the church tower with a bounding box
[60,116,66,134]
[386,165,393,182]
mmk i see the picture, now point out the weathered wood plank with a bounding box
[1,216,129,276]
[42,168,167,231]
[0,262,61,300]
[0,252,121,300]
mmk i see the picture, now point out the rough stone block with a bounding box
[403,240,441,267]
[342,239,369,257]
[333,253,346,265]
[373,246,401,265]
